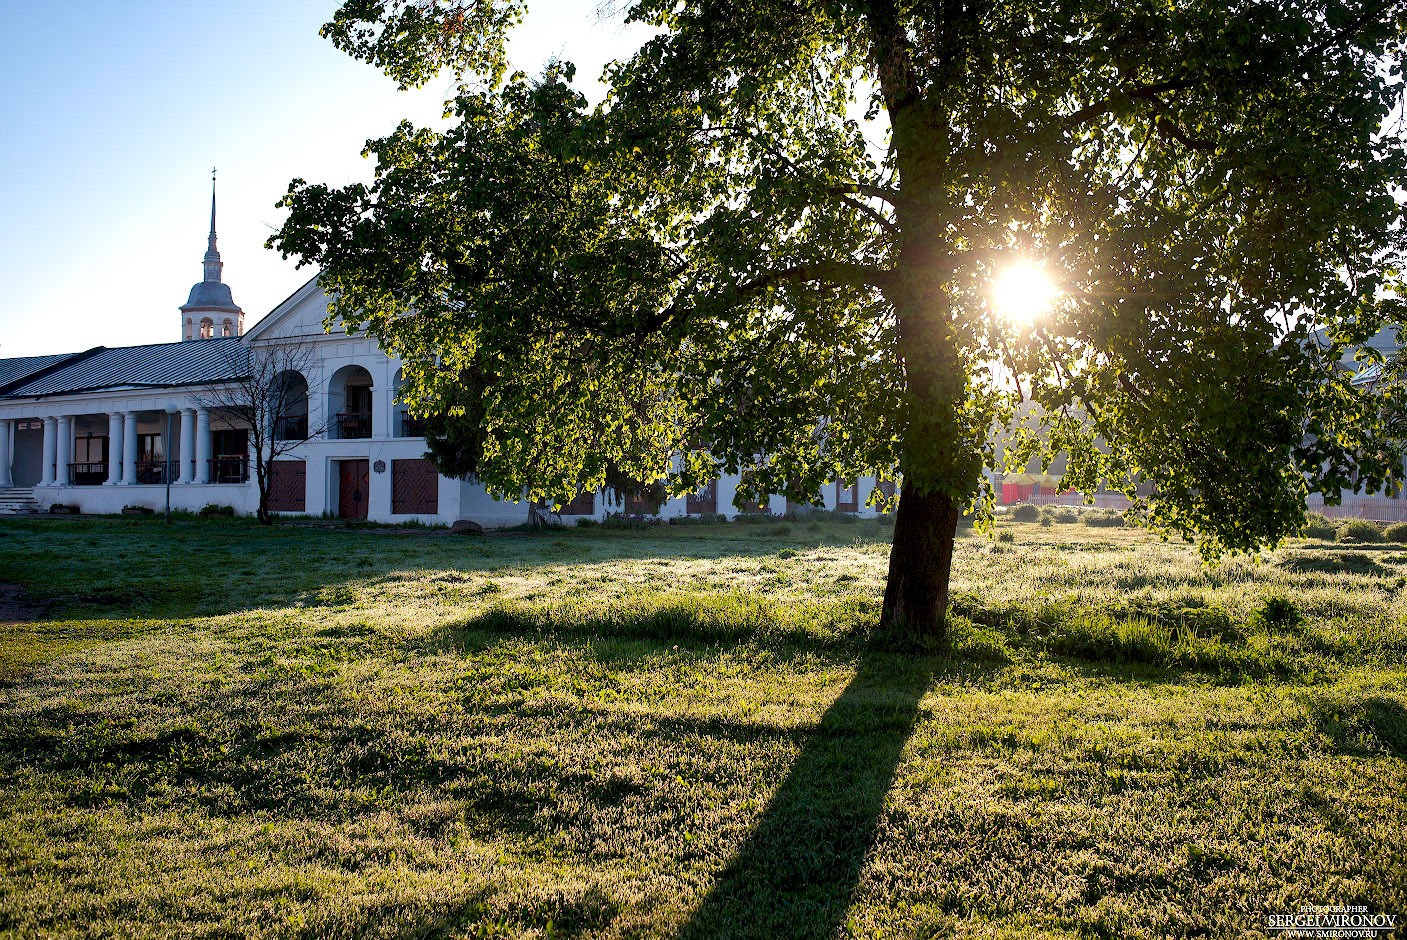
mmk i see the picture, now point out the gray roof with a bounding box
[182,280,239,310]
[0,338,249,399]
[0,351,93,395]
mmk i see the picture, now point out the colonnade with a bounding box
[7,407,223,488]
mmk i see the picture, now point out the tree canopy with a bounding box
[273,0,1407,635]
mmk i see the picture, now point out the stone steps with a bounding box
[0,488,41,515]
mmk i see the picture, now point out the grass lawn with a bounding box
[0,514,1403,939]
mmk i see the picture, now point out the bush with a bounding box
[199,504,235,518]
[602,513,661,530]
[574,517,599,528]
[1010,503,1041,522]
[1083,509,1126,527]
[1039,516,1053,527]
[995,531,1015,543]
[668,512,727,526]
[1384,522,1407,543]
[1337,519,1385,543]
[732,511,778,524]
[1042,507,1078,524]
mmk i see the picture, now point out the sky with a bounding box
[0,0,652,358]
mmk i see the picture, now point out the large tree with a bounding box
[273,0,1407,638]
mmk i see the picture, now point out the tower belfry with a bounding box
[180,169,243,341]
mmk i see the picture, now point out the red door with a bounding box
[338,459,369,519]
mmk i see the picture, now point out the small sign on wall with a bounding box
[373,459,386,474]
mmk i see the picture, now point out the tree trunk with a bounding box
[880,481,960,641]
[256,467,271,525]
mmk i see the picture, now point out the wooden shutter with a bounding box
[267,461,306,512]
[686,481,717,514]
[392,459,439,514]
[561,490,596,515]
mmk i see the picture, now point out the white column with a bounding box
[106,413,123,485]
[195,408,212,483]
[40,417,56,485]
[54,416,72,486]
[0,419,12,487]
[179,408,196,483]
[122,412,138,484]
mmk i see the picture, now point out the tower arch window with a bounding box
[222,318,233,337]
[184,318,193,341]
[200,317,214,339]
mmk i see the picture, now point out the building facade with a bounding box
[0,187,886,524]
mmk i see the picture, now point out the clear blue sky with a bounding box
[0,1,649,358]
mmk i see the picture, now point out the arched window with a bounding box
[222,318,233,337]
[200,318,214,339]
[184,318,193,341]
[272,371,311,441]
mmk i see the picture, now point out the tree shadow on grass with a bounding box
[676,650,937,940]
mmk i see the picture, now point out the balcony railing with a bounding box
[67,462,107,486]
[274,414,309,441]
[336,412,372,440]
[400,412,427,438]
[209,455,250,484]
[136,461,171,485]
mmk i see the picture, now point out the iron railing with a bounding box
[335,413,372,440]
[135,461,170,485]
[209,455,249,484]
[274,414,309,441]
[67,462,107,485]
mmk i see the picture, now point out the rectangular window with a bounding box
[137,433,164,462]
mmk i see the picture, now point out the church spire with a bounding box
[203,168,222,283]
[181,168,243,341]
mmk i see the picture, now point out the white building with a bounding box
[0,185,885,525]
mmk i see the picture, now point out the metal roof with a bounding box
[181,280,239,310]
[0,351,94,395]
[0,338,249,399]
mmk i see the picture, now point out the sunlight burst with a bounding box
[991,261,1059,325]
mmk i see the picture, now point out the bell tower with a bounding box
[180,169,244,340]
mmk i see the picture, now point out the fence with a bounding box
[1024,492,1406,521]
[1026,493,1132,510]
[1306,495,1407,522]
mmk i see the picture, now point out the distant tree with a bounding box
[194,341,327,524]
[273,0,1407,639]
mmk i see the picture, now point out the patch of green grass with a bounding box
[0,516,1403,938]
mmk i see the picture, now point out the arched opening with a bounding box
[222,318,233,337]
[328,364,374,439]
[272,370,310,441]
[200,317,214,339]
[184,318,193,341]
